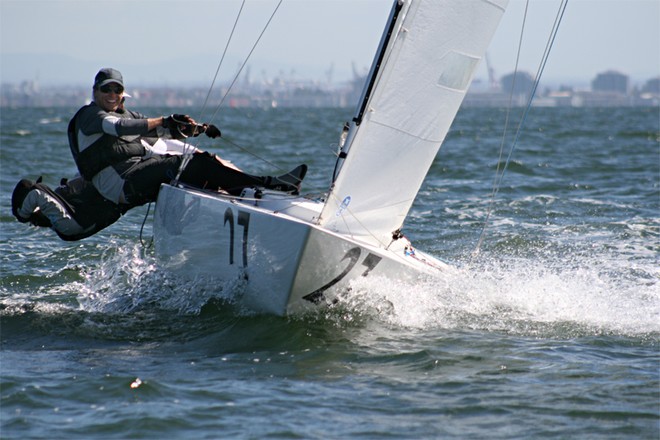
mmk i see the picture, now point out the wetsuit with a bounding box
[68,102,302,206]
[11,177,124,241]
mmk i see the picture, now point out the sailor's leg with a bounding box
[181,152,306,195]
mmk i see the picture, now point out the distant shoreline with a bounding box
[2,75,659,109]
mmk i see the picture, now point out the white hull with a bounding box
[154,184,451,315]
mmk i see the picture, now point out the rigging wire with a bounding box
[171,0,248,185]
[207,0,283,126]
[473,1,529,257]
[499,0,569,192]
[172,0,284,184]
[198,0,290,176]
[472,0,569,257]
[195,0,247,126]
[166,0,282,184]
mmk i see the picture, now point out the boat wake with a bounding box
[3,241,655,342]
[76,242,247,317]
[327,252,659,338]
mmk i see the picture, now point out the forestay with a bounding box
[319,0,508,248]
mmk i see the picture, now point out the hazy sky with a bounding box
[1,0,659,87]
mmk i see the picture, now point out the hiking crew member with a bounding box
[68,67,305,207]
[11,177,125,241]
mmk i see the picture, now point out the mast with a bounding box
[353,0,404,127]
[329,0,404,186]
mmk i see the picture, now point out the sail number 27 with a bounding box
[302,247,382,304]
[223,207,382,304]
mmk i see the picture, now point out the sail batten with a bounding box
[319,0,508,247]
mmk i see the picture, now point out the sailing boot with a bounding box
[264,164,307,194]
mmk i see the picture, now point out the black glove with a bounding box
[163,114,195,138]
[205,124,221,139]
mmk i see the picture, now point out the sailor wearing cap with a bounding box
[67,68,304,209]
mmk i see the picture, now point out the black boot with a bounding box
[264,164,307,194]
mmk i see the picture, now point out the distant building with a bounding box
[591,70,629,94]
[641,77,660,94]
[500,71,535,100]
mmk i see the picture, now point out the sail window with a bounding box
[436,52,480,91]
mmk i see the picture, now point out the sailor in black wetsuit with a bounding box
[68,67,306,207]
[11,176,125,241]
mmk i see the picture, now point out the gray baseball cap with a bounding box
[94,68,124,88]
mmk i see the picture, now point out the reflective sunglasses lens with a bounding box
[100,85,123,94]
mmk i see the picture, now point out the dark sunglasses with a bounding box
[99,84,124,94]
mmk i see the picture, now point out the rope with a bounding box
[220,136,292,176]
[473,0,569,256]
[139,202,153,248]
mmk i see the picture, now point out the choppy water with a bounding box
[1,106,658,439]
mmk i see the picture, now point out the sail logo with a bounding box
[336,196,351,217]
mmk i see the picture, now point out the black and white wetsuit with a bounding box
[68,102,177,204]
[11,177,124,241]
[68,102,303,207]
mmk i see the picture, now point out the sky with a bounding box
[1,0,659,88]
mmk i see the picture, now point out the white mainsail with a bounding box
[319,0,508,248]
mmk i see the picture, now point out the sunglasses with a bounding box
[99,84,124,94]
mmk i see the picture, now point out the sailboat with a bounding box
[153,0,509,315]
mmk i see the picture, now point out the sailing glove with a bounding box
[204,124,221,138]
[163,114,196,138]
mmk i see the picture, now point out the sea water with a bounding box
[1,106,658,439]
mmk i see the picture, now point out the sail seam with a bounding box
[481,0,508,12]
[366,118,447,144]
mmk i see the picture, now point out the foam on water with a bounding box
[65,234,658,340]
[76,242,245,316]
[336,253,659,338]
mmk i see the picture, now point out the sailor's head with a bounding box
[11,179,51,227]
[93,67,125,112]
